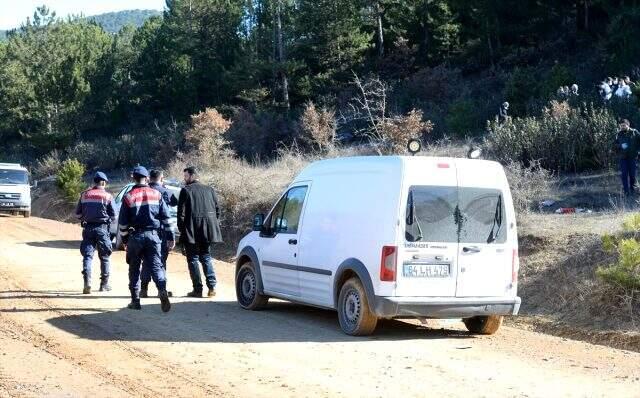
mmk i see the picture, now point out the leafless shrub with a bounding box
[504,160,556,214]
[185,108,234,164]
[33,149,63,179]
[300,102,336,151]
[340,74,433,154]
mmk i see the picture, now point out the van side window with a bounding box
[265,186,308,235]
[405,186,459,243]
[459,188,506,244]
[279,186,308,234]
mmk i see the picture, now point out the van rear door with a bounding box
[455,162,512,297]
[396,162,459,297]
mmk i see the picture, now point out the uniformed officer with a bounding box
[140,169,178,298]
[117,166,174,312]
[75,171,115,294]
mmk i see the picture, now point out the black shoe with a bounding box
[186,290,203,298]
[83,286,91,295]
[140,288,148,298]
[127,301,142,310]
[99,283,111,292]
[159,291,171,313]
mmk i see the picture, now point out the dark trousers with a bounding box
[127,230,166,301]
[185,242,217,292]
[620,158,637,195]
[80,224,112,283]
[141,230,170,290]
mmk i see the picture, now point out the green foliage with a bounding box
[543,64,575,97]
[56,159,86,202]
[623,214,640,233]
[486,101,618,172]
[446,99,483,137]
[597,237,640,291]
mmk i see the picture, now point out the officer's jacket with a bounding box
[149,182,178,207]
[118,184,174,241]
[75,186,115,224]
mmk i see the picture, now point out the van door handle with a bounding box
[288,239,298,245]
[462,246,481,253]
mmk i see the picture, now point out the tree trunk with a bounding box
[423,1,429,62]
[377,6,384,58]
[275,0,289,109]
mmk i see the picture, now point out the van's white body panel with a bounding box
[236,156,520,319]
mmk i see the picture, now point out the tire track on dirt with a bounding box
[0,272,225,398]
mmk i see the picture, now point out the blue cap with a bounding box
[94,171,109,182]
[131,166,150,178]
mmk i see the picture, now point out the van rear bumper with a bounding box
[373,296,521,319]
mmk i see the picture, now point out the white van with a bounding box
[0,163,32,218]
[235,156,520,336]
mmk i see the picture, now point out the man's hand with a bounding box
[168,240,176,250]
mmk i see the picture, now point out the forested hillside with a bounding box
[88,9,161,33]
[1,1,640,168]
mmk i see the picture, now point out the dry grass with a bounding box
[517,211,640,349]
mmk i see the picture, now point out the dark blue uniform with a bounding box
[140,182,178,291]
[118,182,173,306]
[75,186,115,291]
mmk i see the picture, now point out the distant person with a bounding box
[497,102,510,124]
[75,172,115,294]
[557,86,568,99]
[599,80,612,102]
[616,81,633,98]
[615,119,640,196]
[118,166,173,312]
[570,84,579,96]
[178,166,222,298]
[140,169,179,299]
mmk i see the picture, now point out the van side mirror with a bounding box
[253,213,265,231]
[30,180,38,189]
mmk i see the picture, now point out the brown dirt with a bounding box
[1,216,639,397]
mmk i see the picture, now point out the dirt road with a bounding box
[0,216,638,398]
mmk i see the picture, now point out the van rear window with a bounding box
[405,186,506,244]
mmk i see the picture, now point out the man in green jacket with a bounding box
[615,119,640,196]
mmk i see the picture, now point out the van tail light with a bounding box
[512,248,519,284]
[380,246,397,282]
[437,163,450,169]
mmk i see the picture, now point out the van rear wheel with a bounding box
[338,277,378,336]
[463,315,503,335]
[236,261,269,310]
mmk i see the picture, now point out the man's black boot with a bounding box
[159,290,171,313]
[83,276,91,294]
[140,286,149,298]
[99,278,111,292]
[127,300,142,310]
[186,290,203,298]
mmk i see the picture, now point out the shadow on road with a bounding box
[26,240,80,249]
[46,300,475,344]
[0,290,131,301]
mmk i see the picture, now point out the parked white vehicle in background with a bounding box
[235,156,521,336]
[0,163,33,218]
[110,182,181,249]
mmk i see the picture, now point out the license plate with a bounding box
[403,263,450,278]
[0,202,15,207]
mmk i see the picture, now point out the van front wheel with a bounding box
[463,315,503,335]
[236,261,269,310]
[338,277,378,336]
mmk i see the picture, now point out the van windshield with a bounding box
[405,186,506,244]
[0,169,28,185]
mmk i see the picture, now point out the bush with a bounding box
[34,150,63,179]
[56,159,86,203]
[446,99,483,137]
[377,109,434,154]
[185,108,233,164]
[300,102,336,151]
[485,101,617,172]
[598,215,640,291]
[503,160,555,214]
